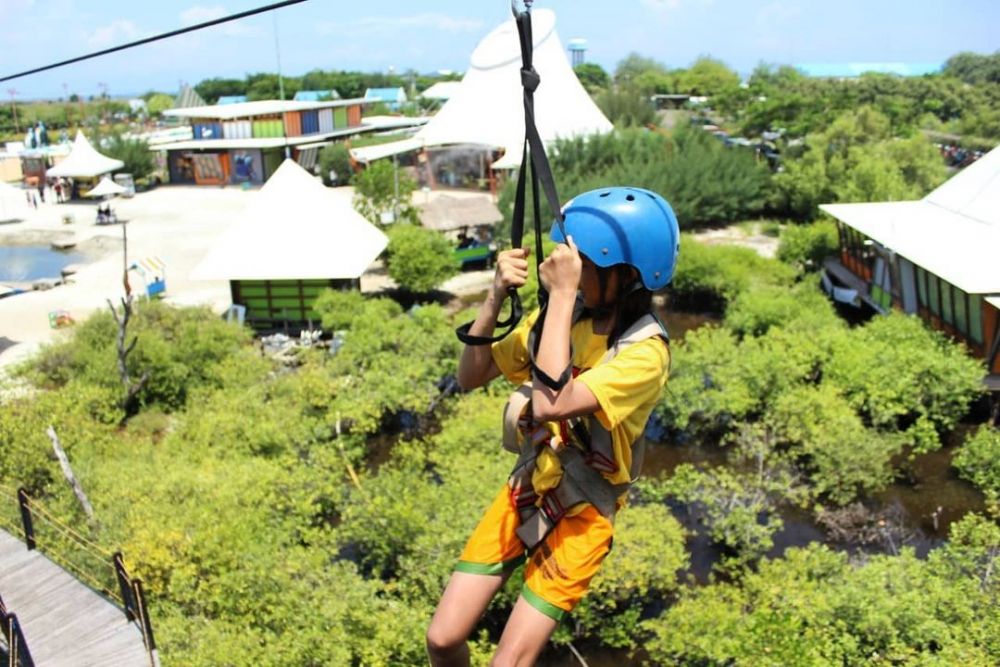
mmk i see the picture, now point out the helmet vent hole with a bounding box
[626,194,635,201]
[599,191,611,197]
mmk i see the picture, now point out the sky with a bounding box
[1,0,998,100]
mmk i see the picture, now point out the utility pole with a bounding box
[6,88,20,134]
[98,82,109,124]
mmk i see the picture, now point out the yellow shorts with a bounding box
[455,485,614,621]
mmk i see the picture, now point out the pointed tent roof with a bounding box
[45,131,124,178]
[174,84,207,109]
[351,9,611,168]
[820,145,1000,294]
[85,176,127,198]
[192,160,388,281]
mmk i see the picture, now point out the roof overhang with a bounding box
[821,200,1000,294]
[163,98,370,120]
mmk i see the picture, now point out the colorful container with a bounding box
[333,107,347,128]
[318,108,334,133]
[300,110,320,134]
[347,105,362,127]
[283,111,302,137]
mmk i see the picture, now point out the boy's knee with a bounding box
[426,621,465,656]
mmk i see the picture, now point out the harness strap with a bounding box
[503,312,670,550]
[454,5,563,347]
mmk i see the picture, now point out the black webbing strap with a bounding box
[455,2,565,347]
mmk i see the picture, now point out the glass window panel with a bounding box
[969,295,983,344]
[953,286,968,336]
[928,275,939,315]
[916,267,926,306]
[941,279,953,324]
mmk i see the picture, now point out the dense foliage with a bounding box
[498,126,772,235]
[103,134,156,180]
[1,227,996,665]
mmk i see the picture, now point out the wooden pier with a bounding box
[0,529,150,666]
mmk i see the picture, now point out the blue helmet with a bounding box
[550,187,680,291]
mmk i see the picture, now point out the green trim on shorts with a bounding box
[521,585,567,622]
[455,554,526,576]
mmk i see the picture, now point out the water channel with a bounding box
[0,245,83,282]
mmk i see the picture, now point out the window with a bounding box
[915,267,927,307]
[928,275,940,316]
[969,295,984,344]
[953,286,968,336]
[941,278,953,324]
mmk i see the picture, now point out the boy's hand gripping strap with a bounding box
[455,3,565,346]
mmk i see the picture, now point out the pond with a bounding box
[0,245,84,282]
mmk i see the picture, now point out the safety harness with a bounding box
[504,308,668,549]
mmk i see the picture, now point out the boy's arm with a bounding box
[456,247,530,390]
[531,238,600,421]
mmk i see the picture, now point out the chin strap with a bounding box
[455,2,564,347]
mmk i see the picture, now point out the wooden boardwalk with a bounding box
[0,529,150,667]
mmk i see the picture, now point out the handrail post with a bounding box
[132,579,157,654]
[112,552,136,622]
[8,613,35,667]
[16,489,34,551]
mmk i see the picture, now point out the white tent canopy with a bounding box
[352,9,611,168]
[192,159,388,281]
[85,176,127,198]
[45,131,124,178]
[0,180,29,222]
[820,145,1000,295]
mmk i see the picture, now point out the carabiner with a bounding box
[511,0,533,17]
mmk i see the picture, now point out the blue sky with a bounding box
[1,0,998,100]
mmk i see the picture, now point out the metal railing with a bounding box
[0,592,35,667]
[0,485,156,665]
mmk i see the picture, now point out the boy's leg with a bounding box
[428,486,526,666]
[427,571,510,667]
[490,596,559,667]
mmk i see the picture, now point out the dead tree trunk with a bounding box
[46,425,95,520]
[107,295,149,416]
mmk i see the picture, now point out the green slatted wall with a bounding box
[231,279,359,330]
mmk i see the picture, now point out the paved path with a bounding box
[0,530,150,667]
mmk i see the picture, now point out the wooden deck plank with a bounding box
[0,530,150,666]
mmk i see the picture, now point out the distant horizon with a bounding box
[1,1,995,100]
[11,59,957,104]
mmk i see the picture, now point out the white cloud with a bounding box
[179,5,257,36]
[641,0,682,10]
[180,5,227,25]
[318,13,484,37]
[87,19,141,47]
[757,0,801,26]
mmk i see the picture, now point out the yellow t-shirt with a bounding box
[491,308,670,498]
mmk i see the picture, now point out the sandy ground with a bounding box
[0,184,494,372]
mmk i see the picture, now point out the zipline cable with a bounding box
[0,0,309,83]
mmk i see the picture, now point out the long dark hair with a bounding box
[591,264,654,347]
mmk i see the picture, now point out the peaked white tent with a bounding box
[85,176,128,198]
[192,159,388,281]
[352,9,611,168]
[45,131,124,179]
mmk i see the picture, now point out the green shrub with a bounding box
[643,537,1000,666]
[824,313,985,445]
[953,426,1000,502]
[725,279,844,337]
[767,384,901,504]
[384,224,460,294]
[25,302,253,412]
[669,237,796,312]
[777,219,839,271]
